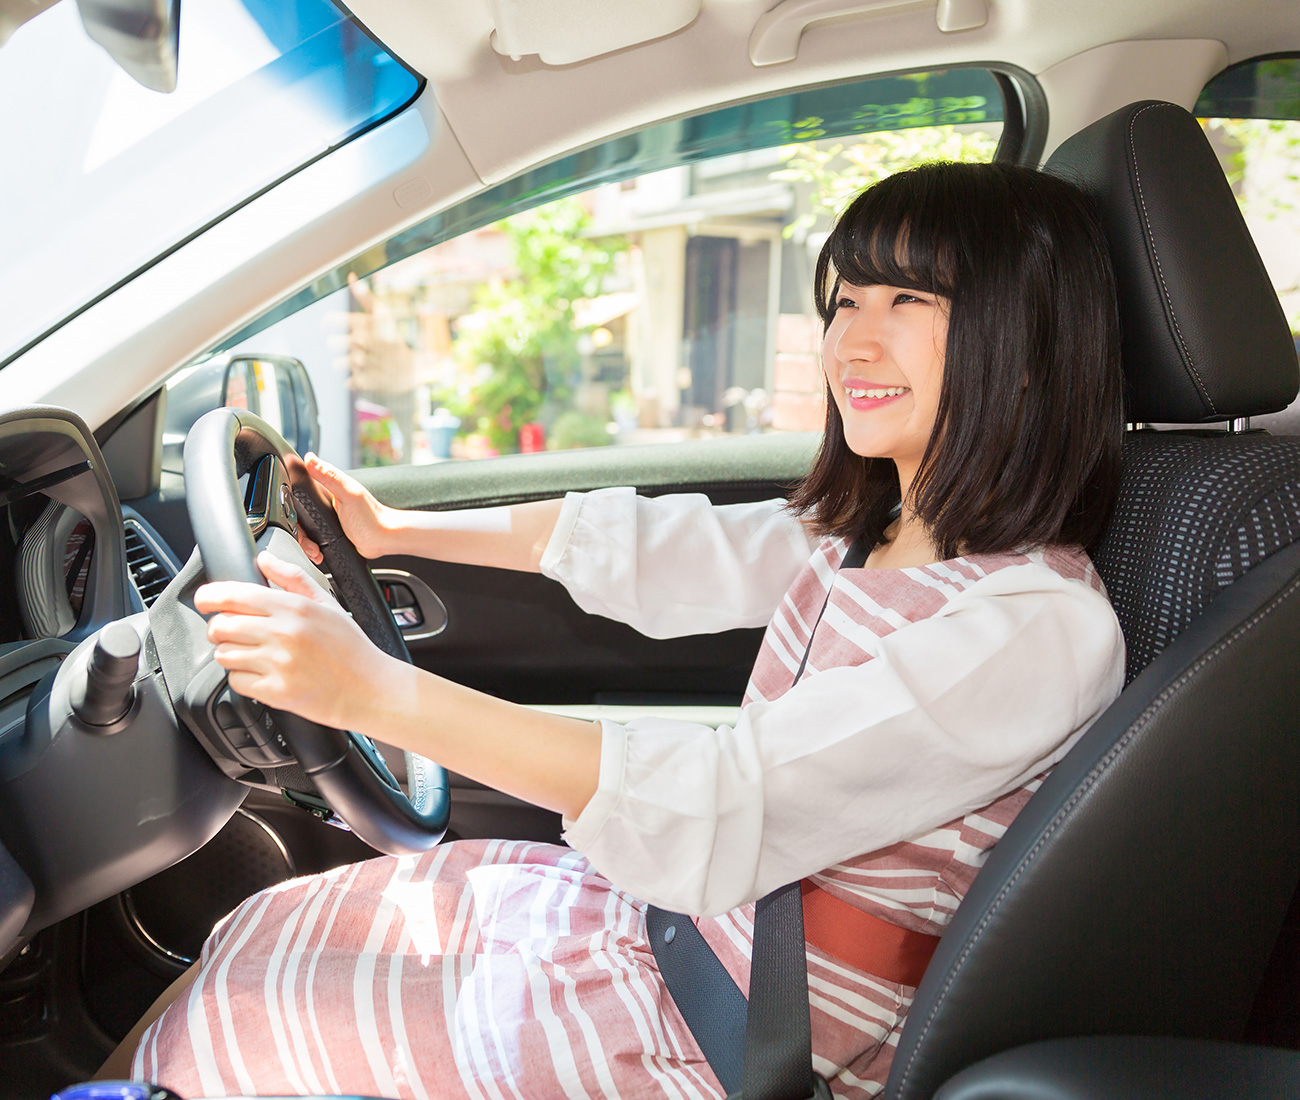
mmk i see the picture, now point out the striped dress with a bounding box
[135,535,1118,1099]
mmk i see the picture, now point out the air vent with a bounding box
[123,521,174,606]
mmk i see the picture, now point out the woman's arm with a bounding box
[197,556,1124,915]
[564,566,1126,915]
[539,488,818,637]
[196,553,601,819]
[302,456,817,636]
[297,453,564,572]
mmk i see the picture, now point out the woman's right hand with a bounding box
[296,452,396,563]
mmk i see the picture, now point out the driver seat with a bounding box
[881,101,1300,1098]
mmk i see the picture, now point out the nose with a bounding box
[833,306,883,364]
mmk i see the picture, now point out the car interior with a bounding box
[4,1,1300,1098]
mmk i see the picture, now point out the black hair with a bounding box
[788,160,1123,558]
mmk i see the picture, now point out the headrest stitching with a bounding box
[1127,102,1219,417]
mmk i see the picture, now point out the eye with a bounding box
[835,294,858,311]
[893,291,927,306]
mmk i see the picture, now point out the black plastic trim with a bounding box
[993,68,1049,166]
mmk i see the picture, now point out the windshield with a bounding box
[0,0,422,370]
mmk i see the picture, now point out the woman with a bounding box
[123,161,1126,1097]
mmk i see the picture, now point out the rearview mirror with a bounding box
[163,354,320,471]
[75,0,181,93]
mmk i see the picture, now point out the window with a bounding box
[0,0,421,368]
[1195,56,1300,433]
[211,68,1016,466]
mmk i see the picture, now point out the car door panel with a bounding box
[354,432,819,704]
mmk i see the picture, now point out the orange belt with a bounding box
[800,879,941,987]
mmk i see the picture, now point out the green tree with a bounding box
[1203,117,1300,328]
[771,120,1000,237]
[455,199,622,452]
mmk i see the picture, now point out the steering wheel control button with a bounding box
[214,686,263,730]
[210,685,292,768]
[70,622,140,728]
[279,481,297,532]
[243,453,303,538]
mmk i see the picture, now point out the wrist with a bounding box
[372,504,409,558]
[339,648,419,735]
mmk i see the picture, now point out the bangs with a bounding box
[794,160,1123,558]
[815,165,964,325]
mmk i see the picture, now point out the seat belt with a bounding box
[649,537,869,1100]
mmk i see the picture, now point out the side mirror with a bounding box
[163,354,320,471]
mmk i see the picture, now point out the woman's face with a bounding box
[821,280,949,483]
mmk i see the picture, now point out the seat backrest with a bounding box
[1094,429,1300,682]
[885,101,1300,1100]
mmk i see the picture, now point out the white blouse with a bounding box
[540,487,1126,917]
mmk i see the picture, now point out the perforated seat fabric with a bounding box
[1094,431,1300,682]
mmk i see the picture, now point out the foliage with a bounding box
[771,118,999,237]
[547,409,613,451]
[356,415,403,467]
[758,93,993,146]
[1202,117,1300,327]
[1203,118,1300,220]
[455,199,622,452]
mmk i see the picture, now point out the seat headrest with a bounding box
[1044,100,1298,423]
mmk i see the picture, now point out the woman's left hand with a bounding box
[193,551,396,732]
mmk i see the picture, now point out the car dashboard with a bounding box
[0,407,241,967]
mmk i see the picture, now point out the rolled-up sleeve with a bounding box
[562,564,1125,916]
[539,487,818,637]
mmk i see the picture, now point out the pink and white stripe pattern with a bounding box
[137,542,1104,1098]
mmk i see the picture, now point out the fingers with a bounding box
[194,581,282,617]
[296,526,323,564]
[256,551,331,603]
[195,555,327,619]
[225,669,275,702]
[207,613,274,646]
[305,452,367,503]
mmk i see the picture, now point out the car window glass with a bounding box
[215,69,1009,465]
[1196,56,1300,433]
[0,0,421,371]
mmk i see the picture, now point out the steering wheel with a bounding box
[182,407,450,854]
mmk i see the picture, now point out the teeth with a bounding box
[846,386,908,399]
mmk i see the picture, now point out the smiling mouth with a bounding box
[845,386,908,400]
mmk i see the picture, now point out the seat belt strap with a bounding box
[650,535,870,1099]
[646,906,748,1096]
[742,881,820,1100]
